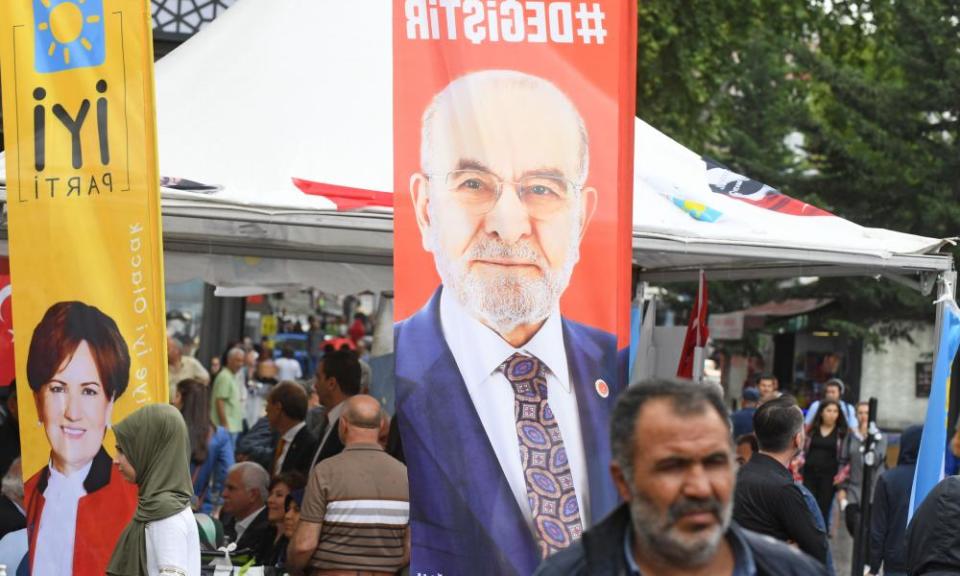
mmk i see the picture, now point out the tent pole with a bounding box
[932,271,957,374]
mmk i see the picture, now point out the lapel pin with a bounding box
[595,379,609,398]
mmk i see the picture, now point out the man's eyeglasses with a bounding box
[430,169,577,219]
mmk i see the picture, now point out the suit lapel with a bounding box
[562,320,621,526]
[397,289,538,575]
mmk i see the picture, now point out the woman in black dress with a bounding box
[803,399,849,524]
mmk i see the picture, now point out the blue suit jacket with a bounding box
[395,288,625,576]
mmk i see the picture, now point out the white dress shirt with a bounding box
[234,506,265,542]
[439,288,591,532]
[34,460,91,576]
[275,357,303,382]
[145,505,201,576]
[275,421,307,475]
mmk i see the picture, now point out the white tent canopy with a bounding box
[1,0,952,294]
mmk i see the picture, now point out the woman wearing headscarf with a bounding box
[108,403,200,576]
[24,301,138,576]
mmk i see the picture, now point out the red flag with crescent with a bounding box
[677,271,709,379]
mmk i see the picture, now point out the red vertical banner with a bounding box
[393,2,636,574]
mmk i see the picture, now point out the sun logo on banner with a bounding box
[33,0,105,73]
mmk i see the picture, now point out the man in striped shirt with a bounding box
[288,395,409,575]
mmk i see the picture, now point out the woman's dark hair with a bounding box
[285,489,305,512]
[27,301,130,399]
[176,378,211,464]
[811,398,848,438]
[269,471,306,493]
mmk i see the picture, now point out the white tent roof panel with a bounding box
[0,0,952,292]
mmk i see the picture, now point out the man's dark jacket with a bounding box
[906,475,960,575]
[312,416,345,464]
[0,417,20,479]
[235,417,278,472]
[223,507,275,565]
[0,495,24,540]
[278,424,318,477]
[733,453,829,564]
[534,504,829,575]
[869,425,922,575]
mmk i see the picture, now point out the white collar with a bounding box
[236,506,265,533]
[45,460,92,498]
[326,401,346,426]
[282,421,306,443]
[440,287,570,392]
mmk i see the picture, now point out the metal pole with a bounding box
[852,397,880,576]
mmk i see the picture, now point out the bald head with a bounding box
[344,395,383,428]
[339,395,385,445]
[410,70,597,343]
[420,69,589,188]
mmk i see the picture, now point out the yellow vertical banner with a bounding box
[0,0,166,573]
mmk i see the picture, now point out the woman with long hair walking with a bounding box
[803,398,849,525]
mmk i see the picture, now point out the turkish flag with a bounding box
[292,178,393,211]
[0,275,13,388]
[677,271,709,380]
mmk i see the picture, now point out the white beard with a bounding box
[427,208,581,335]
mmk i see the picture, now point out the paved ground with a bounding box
[831,516,854,576]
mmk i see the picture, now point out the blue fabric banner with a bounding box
[910,300,960,522]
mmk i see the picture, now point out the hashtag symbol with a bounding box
[575,3,607,45]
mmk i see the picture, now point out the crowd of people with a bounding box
[158,341,402,575]
[725,374,960,576]
[1,331,960,574]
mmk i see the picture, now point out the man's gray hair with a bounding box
[611,379,730,481]
[230,461,269,502]
[419,69,590,187]
[1,458,22,503]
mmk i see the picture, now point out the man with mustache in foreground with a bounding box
[536,379,828,575]
[395,70,624,574]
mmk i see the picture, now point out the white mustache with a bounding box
[466,239,542,264]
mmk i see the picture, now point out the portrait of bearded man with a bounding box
[394,69,625,576]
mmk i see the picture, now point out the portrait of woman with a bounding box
[23,301,138,576]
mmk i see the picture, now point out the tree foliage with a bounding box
[638,0,960,340]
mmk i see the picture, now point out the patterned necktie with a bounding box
[501,352,583,558]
